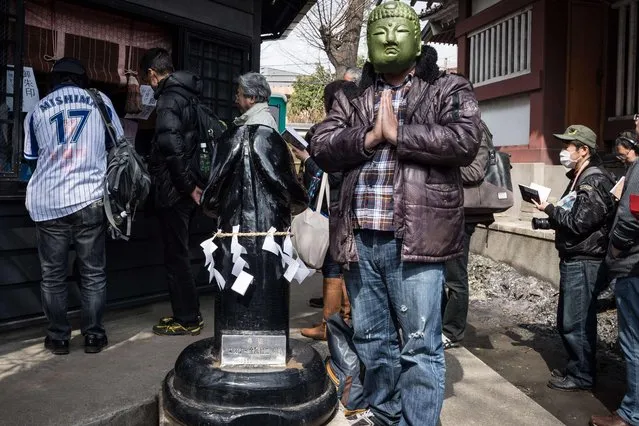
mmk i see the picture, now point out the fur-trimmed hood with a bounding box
[342,44,442,100]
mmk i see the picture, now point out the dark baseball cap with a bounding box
[553,124,597,149]
[51,57,86,76]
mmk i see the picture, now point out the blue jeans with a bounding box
[557,259,606,387]
[322,248,342,278]
[36,200,107,340]
[344,230,445,426]
[615,276,639,425]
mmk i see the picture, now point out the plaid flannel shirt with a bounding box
[352,73,413,231]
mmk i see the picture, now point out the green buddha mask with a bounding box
[367,1,422,74]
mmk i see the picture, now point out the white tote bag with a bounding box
[291,173,330,269]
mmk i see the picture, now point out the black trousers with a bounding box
[442,223,476,342]
[36,201,107,340]
[157,198,200,326]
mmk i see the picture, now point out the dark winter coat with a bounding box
[149,71,202,208]
[606,160,639,278]
[311,45,482,264]
[543,156,617,260]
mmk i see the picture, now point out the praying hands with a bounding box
[364,90,399,150]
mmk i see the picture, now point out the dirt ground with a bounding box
[463,254,626,426]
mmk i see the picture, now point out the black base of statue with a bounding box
[162,338,337,426]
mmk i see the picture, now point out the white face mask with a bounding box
[560,149,577,169]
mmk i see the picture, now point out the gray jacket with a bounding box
[606,161,639,278]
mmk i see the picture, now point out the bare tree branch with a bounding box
[298,0,376,78]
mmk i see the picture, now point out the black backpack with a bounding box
[87,89,151,241]
[186,97,227,185]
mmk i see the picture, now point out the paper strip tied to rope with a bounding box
[200,232,225,291]
[229,225,252,295]
[262,227,314,284]
[200,226,314,296]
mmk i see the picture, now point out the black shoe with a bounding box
[442,334,460,350]
[158,314,204,328]
[550,368,566,378]
[308,297,323,308]
[153,318,202,336]
[547,375,592,392]
[44,336,69,355]
[85,334,108,353]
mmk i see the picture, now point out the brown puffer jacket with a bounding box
[311,45,481,265]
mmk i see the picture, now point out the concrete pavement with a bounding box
[0,274,563,425]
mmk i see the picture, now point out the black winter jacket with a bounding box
[606,161,639,278]
[149,71,202,208]
[544,156,617,260]
[301,124,342,215]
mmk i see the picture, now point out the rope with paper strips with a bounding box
[200,226,314,296]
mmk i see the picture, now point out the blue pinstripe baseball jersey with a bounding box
[23,83,124,222]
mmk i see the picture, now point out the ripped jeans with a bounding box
[344,230,445,426]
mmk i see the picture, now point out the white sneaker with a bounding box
[442,333,459,349]
[346,409,376,425]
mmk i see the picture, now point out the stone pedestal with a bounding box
[162,338,337,425]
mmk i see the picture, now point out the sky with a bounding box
[260,3,458,75]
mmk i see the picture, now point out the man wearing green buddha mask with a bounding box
[312,1,481,425]
[366,0,422,74]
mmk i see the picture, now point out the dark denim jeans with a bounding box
[157,198,200,326]
[557,258,606,387]
[344,230,445,426]
[442,223,476,342]
[615,276,639,425]
[36,200,107,341]
[322,248,342,278]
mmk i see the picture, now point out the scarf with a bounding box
[233,103,277,129]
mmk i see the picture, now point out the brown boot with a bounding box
[301,277,343,340]
[300,320,327,340]
[340,278,351,323]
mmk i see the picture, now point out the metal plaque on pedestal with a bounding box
[221,334,286,367]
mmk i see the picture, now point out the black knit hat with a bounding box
[51,57,86,76]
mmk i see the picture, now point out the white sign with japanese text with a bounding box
[6,66,40,113]
[124,85,157,120]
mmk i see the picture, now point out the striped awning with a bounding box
[24,0,171,85]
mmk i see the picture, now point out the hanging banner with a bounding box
[6,66,40,113]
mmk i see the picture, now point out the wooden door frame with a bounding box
[564,0,608,139]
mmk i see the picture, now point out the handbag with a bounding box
[291,172,330,269]
[464,124,514,215]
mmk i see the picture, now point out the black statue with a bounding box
[162,122,336,426]
[201,123,308,353]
